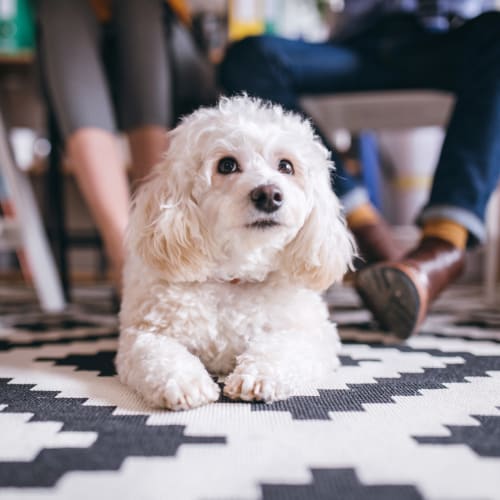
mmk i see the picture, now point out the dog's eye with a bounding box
[217,157,239,175]
[278,159,294,175]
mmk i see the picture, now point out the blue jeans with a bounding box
[219,12,500,245]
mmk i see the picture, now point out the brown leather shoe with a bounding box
[354,237,466,339]
[351,219,405,266]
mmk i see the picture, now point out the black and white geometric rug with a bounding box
[1,283,499,500]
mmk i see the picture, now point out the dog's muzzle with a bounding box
[250,184,283,213]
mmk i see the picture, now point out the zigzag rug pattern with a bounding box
[0,284,499,500]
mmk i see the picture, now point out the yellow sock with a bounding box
[346,203,380,229]
[422,218,468,250]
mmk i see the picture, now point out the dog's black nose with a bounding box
[250,184,283,213]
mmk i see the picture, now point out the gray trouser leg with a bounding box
[111,0,172,130]
[37,0,117,138]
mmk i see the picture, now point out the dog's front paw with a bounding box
[224,371,292,403]
[146,370,220,411]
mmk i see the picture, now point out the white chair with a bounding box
[300,90,499,304]
[301,90,454,133]
[0,107,65,312]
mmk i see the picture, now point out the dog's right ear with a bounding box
[127,149,213,283]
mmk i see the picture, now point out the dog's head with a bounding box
[128,95,355,290]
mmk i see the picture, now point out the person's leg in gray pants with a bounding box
[37,0,172,291]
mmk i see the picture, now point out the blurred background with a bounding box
[1,0,499,304]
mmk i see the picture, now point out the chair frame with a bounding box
[300,90,499,304]
[0,107,65,312]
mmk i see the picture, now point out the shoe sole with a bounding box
[355,265,425,340]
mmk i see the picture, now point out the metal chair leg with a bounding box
[0,108,66,312]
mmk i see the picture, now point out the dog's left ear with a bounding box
[281,155,356,291]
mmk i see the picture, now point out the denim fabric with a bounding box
[335,0,496,37]
[219,12,500,245]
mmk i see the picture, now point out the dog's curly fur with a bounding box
[117,96,355,410]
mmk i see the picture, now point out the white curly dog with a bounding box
[117,95,355,410]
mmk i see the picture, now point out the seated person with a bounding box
[37,0,215,292]
[219,0,500,339]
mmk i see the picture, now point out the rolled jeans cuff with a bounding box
[340,187,371,216]
[418,205,486,246]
